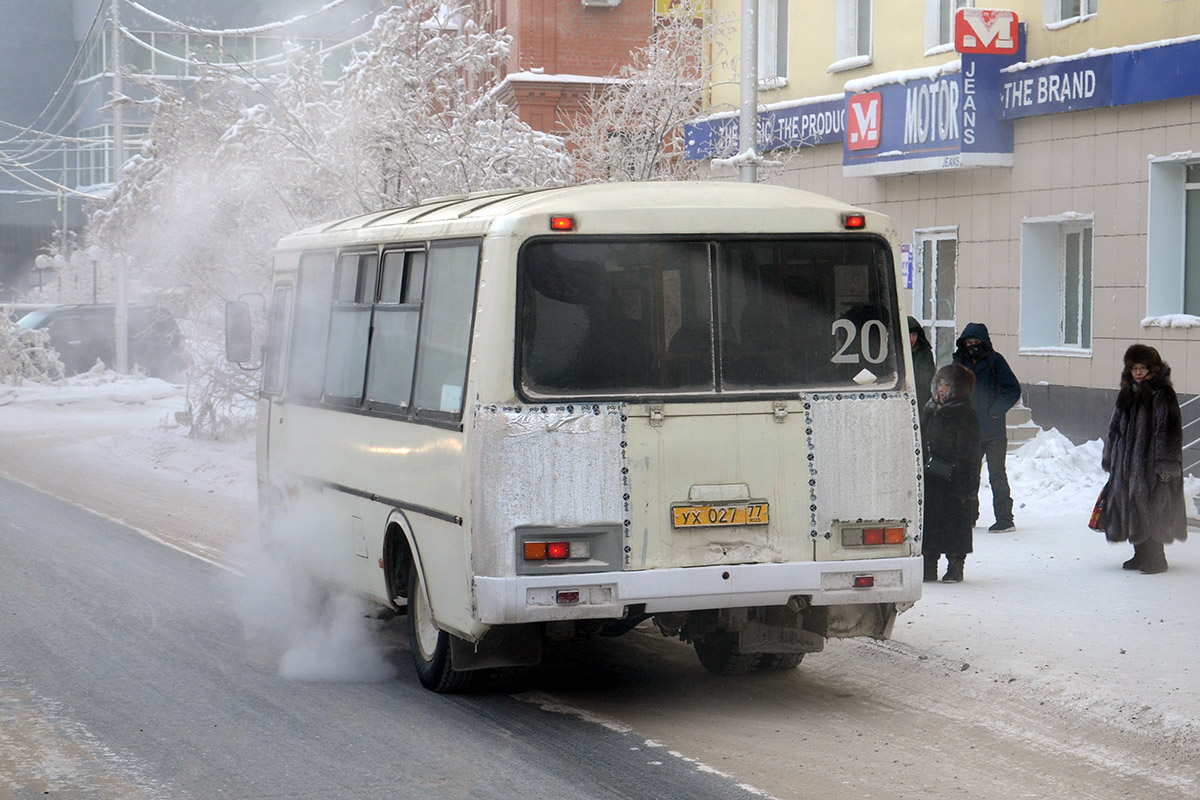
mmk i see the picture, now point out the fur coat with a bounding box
[1102,356,1188,545]
[921,364,982,555]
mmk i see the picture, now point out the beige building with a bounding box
[694,0,1200,455]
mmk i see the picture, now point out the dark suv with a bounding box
[16,304,189,379]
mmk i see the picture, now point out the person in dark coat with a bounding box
[952,322,1021,532]
[1101,344,1187,574]
[921,364,981,583]
[907,316,936,411]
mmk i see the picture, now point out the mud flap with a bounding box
[449,623,543,671]
[824,602,898,640]
[737,621,826,654]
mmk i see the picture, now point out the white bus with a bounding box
[228,181,924,692]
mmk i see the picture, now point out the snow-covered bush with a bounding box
[1,326,65,386]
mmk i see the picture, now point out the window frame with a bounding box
[262,283,294,396]
[1044,0,1097,28]
[758,0,789,87]
[831,0,873,71]
[1148,156,1200,318]
[1018,215,1095,355]
[925,0,971,54]
[364,247,426,413]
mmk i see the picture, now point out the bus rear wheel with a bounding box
[693,632,762,675]
[757,652,804,671]
[406,561,474,693]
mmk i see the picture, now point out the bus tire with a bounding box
[693,632,762,675]
[756,652,804,671]
[406,561,474,693]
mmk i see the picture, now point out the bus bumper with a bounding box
[472,556,923,625]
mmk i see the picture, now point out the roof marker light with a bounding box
[843,213,867,230]
[550,215,575,231]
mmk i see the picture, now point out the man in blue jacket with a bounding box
[952,323,1022,532]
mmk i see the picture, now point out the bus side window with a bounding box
[323,252,376,404]
[262,284,293,395]
[412,242,480,416]
[367,250,424,409]
[287,251,336,401]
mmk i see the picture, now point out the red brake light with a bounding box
[863,527,885,546]
[550,216,575,231]
[843,213,867,229]
[547,541,570,560]
[853,575,875,588]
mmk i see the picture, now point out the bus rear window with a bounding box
[518,237,899,399]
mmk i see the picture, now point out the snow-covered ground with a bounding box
[1,372,1198,755]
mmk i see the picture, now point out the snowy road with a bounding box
[0,474,771,800]
[1,376,1198,799]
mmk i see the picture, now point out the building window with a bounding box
[1020,216,1094,351]
[1045,0,1097,26]
[915,228,958,366]
[1148,159,1200,317]
[758,0,788,86]
[925,0,971,52]
[832,0,872,70]
[74,124,149,187]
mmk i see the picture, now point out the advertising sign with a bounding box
[684,96,845,161]
[955,8,1020,55]
[847,92,882,151]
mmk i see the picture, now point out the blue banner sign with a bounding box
[843,51,1018,176]
[684,97,844,161]
[1000,37,1200,119]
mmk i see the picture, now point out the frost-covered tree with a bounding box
[32,0,572,439]
[565,0,738,183]
[1,326,64,387]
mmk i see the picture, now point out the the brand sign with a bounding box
[955,8,1019,55]
[847,92,882,150]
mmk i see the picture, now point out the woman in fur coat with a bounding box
[921,364,981,583]
[1101,344,1187,574]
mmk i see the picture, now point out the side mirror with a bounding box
[225,300,253,364]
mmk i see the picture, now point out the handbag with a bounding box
[924,455,955,482]
[1088,482,1108,531]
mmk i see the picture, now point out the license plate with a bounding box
[672,502,769,528]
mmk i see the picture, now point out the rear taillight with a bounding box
[841,525,906,547]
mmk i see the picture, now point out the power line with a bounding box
[123,0,360,37]
[0,0,107,149]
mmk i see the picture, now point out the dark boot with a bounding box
[923,554,940,582]
[1139,540,1168,574]
[942,555,965,583]
[1122,542,1145,571]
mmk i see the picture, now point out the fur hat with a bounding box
[1123,344,1163,375]
[931,363,975,403]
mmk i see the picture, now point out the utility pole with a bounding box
[739,0,758,183]
[111,0,129,373]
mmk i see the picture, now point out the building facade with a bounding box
[0,0,386,300]
[479,0,657,135]
[693,0,1200,451]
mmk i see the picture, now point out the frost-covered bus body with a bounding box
[254,182,924,691]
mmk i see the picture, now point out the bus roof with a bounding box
[274,181,892,252]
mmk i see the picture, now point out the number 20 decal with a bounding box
[831,319,889,364]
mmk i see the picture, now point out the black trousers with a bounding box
[972,437,1013,525]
